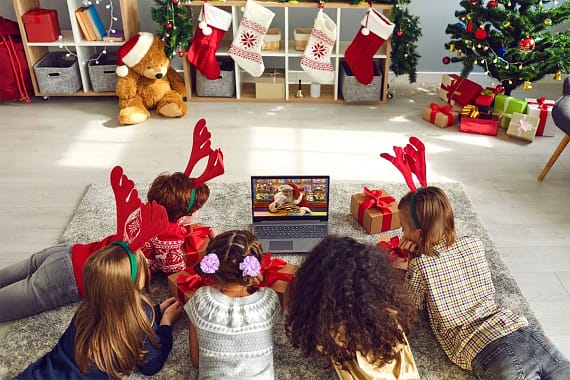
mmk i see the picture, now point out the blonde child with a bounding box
[184,230,281,379]
[143,118,224,274]
[15,203,183,379]
[383,137,570,379]
[286,235,419,380]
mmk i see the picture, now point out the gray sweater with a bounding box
[184,286,281,380]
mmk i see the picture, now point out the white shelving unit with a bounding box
[182,1,393,104]
[12,0,139,97]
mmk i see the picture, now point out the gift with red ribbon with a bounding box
[524,97,556,137]
[168,266,215,303]
[460,115,499,136]
[22,8,61,43]
[438,74,483,106]
[377,235,409,261]
[182,224,211,266]
[475,88,496,118]
[350,187,400,234]
[255,252,297,308]
[421,103,458,128]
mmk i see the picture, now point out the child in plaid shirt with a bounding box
[396,186,570,379]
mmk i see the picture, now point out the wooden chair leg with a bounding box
[538,134,570,181]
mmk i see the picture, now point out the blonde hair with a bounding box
[398,186,456,256]
[74,245,158,379]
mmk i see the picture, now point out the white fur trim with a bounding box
[361,9,395,40]
[244,0,275,27]
[116,65,129,77]
[200,3,232,31]
[122,32,154,67]
[279,184,293,191]
[314,10,337,40]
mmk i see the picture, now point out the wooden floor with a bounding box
[1,79,569,363]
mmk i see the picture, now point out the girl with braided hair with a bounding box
[285,235,419,379]
[184,230,281,379]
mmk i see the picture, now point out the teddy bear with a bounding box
[115,32,188,125]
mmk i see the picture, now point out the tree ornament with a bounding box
[519,36,535,52]
[467,22,474,32]
[487,0,498,7]
[442,56,451,64]
[396,29,403,37]
[172,0,179,4]
[470,0,478,3]
[497,46,506,57]
[522,80,532,90]
[495,84,504,93]
[475,28,487,40]
[457,49,462,57]
[466,15,472,21]
[553,70,562,80]
[166,22,173,30]
[449,43,456,52]
[502,20,511,28]
[543,18,552,26]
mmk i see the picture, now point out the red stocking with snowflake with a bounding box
[300,10,337,84]
[344,7,395,85]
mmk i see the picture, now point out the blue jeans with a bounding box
[0,244,81,322]
[472,327,570,380]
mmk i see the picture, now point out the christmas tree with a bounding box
[390,0,422,83]
[151,0,193,59]
[444,0,570,95]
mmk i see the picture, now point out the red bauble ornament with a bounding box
[177,50,184,57]
[467,22,474,33]
[396,30,403,37]
[519,36,535,52]
[172,0,179,4]
[470,0,478,3]
[487,0,498,7]
[475,28,487,40]
[442,56,451,65]
[165,22,173,30]
[495,85,505,93]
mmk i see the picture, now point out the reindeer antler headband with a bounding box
[109,166,168,282]
[184,118,225,213]
[380,136,427,229]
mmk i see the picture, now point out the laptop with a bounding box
[250,175,330,253]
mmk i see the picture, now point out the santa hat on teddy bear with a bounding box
[115,32,154,77]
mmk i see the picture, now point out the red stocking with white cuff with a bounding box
[344,8,395,85]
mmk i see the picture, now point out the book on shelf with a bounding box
[87,6,107,41]
[75,7,96,41]
[103,30,124,42]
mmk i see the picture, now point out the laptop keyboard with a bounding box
[254,224,328,239]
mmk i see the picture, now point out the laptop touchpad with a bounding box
[269,240,293,251]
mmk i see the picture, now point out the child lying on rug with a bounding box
[15,211,183,379]
[184,230,281,378]
[382,137,570,379]
[286,235,420,379]
[0,166,168,322]
[142,118,224,275]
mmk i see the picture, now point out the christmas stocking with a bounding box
[300,10,337,84]
[187,3,232,80]
[228,0,275,77]
[344,8,395,85]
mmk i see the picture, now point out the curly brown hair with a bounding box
[147,172,210,223]
[193,230,264,287]
[285,235,417,370]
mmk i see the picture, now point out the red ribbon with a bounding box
[527,97,555,136]
[175,267,213,302]
[182,225,211,266]
[429,102,454,125]
[258,252,294,287]
[357,187,396,232]
[377,236,408,260]
[440,74,464,103]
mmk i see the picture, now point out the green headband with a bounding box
[410,187,423,230]
[186,188,196,213]
[110,241,138,283]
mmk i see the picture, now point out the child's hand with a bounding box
[391,257,409,271]
[209,228,221,240]
[399,239,418,258]
[159,297,177,314]
[159,298,183,326]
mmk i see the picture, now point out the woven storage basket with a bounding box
[88,53,118,92]
[294,28,311,51]
[34,52,81,94]
[196,59,235,97]
[261,28,281,51]
[339,61,382,102]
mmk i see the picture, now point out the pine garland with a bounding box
[151,0,193,58]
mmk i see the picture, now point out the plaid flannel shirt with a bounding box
[405,236,528,370]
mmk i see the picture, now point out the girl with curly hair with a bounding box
[184,230,281,379]
[286,235,419,379]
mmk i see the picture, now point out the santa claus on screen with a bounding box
[268,182,312,215]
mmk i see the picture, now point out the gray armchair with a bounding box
[537,76,570,181]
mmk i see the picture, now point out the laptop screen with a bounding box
[251,176,330,222]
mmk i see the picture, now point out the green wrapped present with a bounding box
[492,94,527,129]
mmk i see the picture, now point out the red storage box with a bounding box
[22,8,61,42]
[460,116,500,136]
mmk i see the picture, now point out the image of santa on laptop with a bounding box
[268,182,312,216]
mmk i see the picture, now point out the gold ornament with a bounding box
[544,18,552,26]
[522,80,532,90]
[502,20,511,28]
[449,43,456,52]
[466,15,472,21]
[457,49,462,57]
[554,70,562,80]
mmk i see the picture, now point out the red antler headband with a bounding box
[110,166,168,282]
[184,118,225,213]
[380,136,427,229]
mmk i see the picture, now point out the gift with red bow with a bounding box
[421,103,458,128]
[524,97,556,137]
[168,266,215,303]
[254,252,297,309]
[182,223,211,266]
[350,187,400,234]
[475,88,498,119]
[377,235,409,261]
[438,74,483,106]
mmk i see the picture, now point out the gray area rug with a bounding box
[0,182,540,380]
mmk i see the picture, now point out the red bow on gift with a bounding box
[377,236,408,260]
[258,252,294,287]
[527,97,555,136]
[176,266,214,302]
[182,225,211,266]
[357,187,396,225]
[429,103,454,125]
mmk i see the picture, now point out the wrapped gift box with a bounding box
[438,74,483,106]
[268,263,297,310]
[460,115,499,136]
[183,224,211,267]
[350,190,400,234]
[168,269,205,303]
[22,8,61,42]
[255,70,285,99]
[506,112,539,142]
[525,97,556,137]
[492,94,527,129]
[475,90,495,118]
[422,103,458,128]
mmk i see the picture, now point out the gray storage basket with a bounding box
[195,59,235,97]
[88,53,118,92]
[339,61,382,102]
[34,52,81,94]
